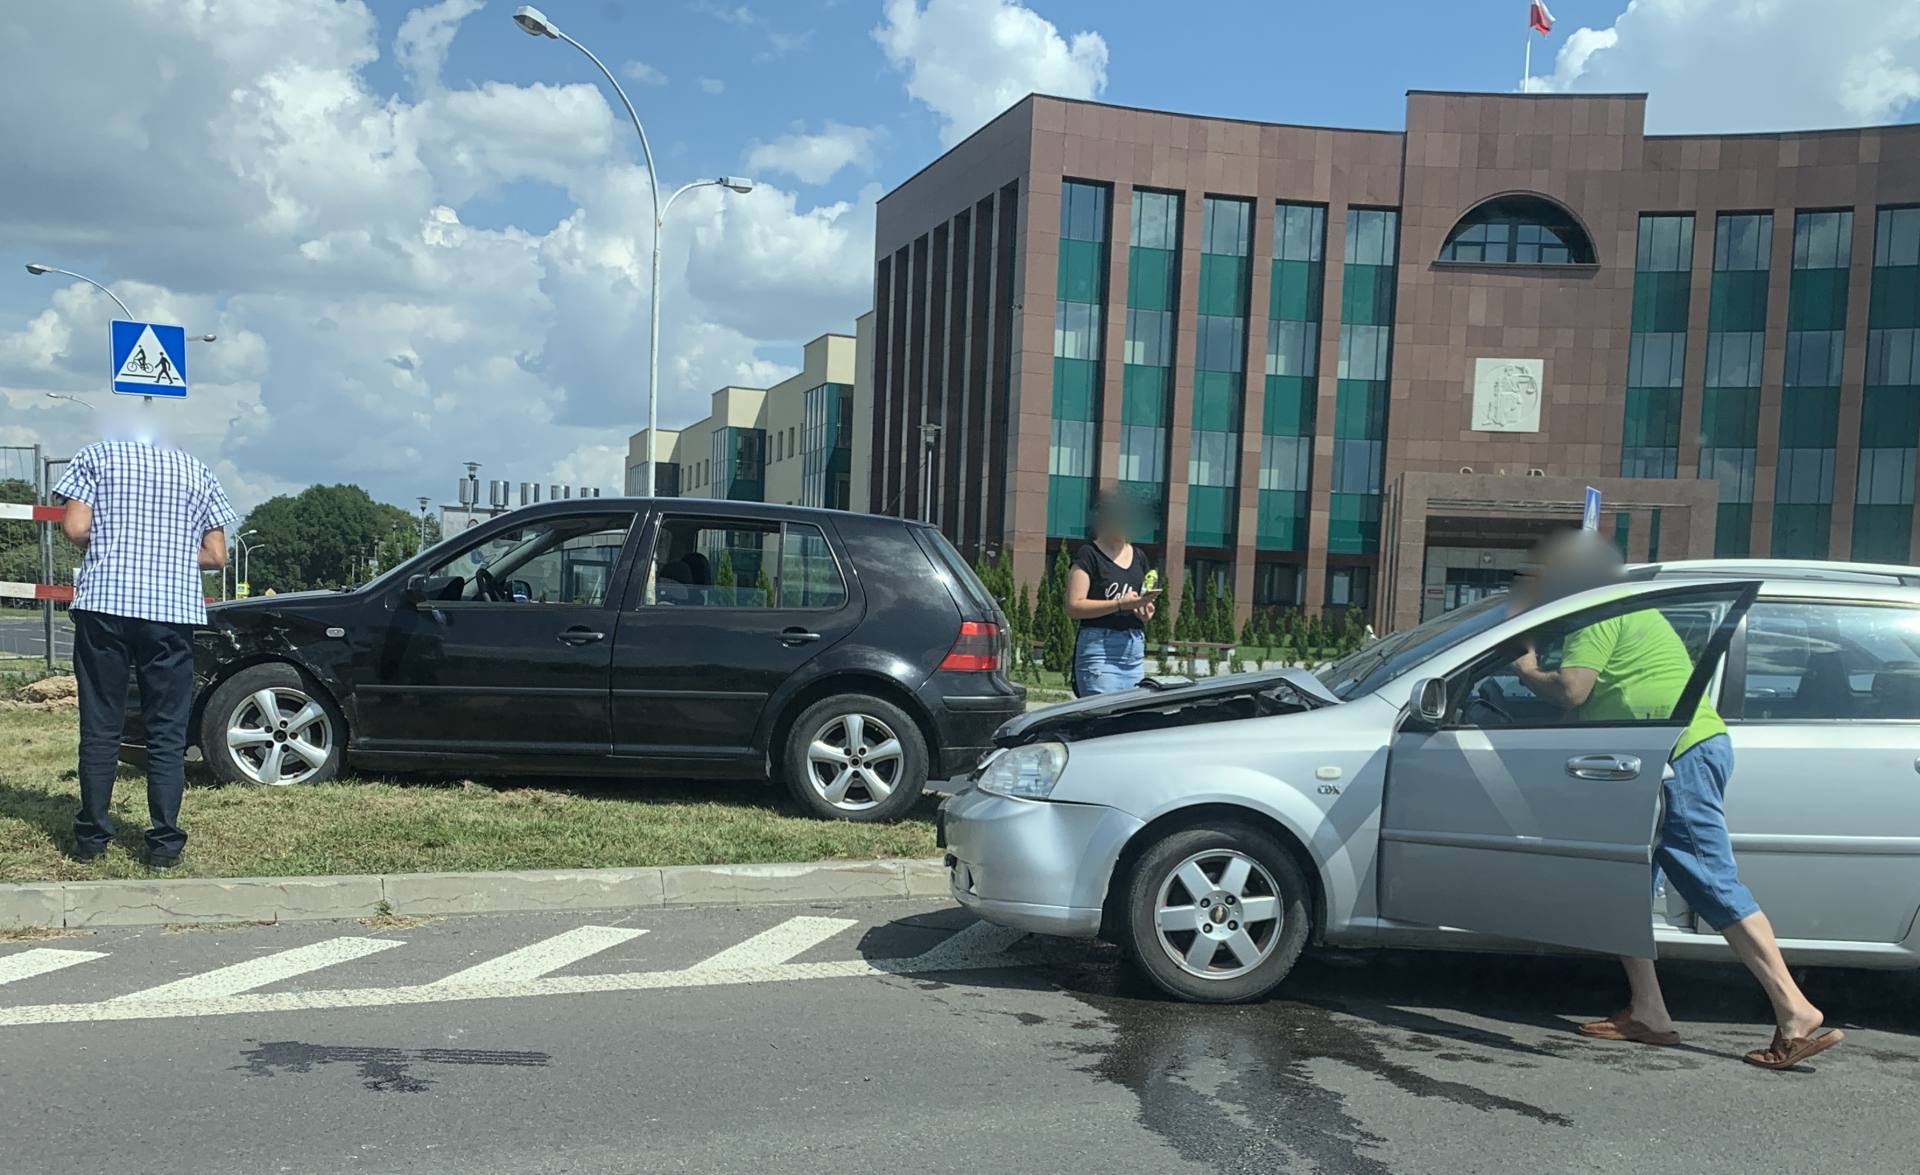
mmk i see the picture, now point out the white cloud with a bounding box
[0,0,876,514]
[621,61,668,86]
[874,0,1108,145]
[699,77,727,95]
[1536,0,1920,130]
[395,0,482,93]
[548,443,627,493]
[745,122,881,184]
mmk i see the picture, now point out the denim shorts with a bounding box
[1654,734,1761,932]
[1074,626,1146,696]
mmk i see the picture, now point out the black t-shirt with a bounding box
[1072,542,1151,631]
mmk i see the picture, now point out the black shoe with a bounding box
[68,844,106,864]
[147,853,182,871]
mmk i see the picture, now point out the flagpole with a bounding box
[1524,30,1532,92]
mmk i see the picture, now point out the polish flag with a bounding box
[1530,1,1555,35]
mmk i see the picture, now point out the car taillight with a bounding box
[941,620,1002,672]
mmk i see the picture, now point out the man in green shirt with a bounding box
[1511,538,1842,1070]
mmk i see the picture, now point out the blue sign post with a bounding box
[110,320,189,398]
[1582,486,1603,532]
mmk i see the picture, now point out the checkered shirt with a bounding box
[53,441,237,626]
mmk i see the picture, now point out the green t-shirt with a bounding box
[1559,609,1727,756]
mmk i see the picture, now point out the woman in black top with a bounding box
[1064,493,1158,695]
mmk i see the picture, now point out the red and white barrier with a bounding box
[2,503,74,601]
[0,503,65,523]
[0,581,73,602]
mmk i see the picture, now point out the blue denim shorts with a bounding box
[1073,626,1145,696]
[1654,734,1761,932]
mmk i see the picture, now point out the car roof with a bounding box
[1635,558,1920,588]
[485,497,928,530]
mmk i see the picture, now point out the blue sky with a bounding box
[1,0,1914,512]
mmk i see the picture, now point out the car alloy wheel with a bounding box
[1153,849,1285,980]
[225,686,335,786]
[804,711,904,813]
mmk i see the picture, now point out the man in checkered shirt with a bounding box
[54,438,236,869]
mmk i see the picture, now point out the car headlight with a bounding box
[976,741,1067,800]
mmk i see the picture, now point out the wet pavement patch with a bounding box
[1045,953,1565,1175]
[1040,944,1920,1174]
[236,1041,551,1093]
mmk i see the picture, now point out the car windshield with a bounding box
[1316,593,1515,701]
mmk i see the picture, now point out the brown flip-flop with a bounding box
[1577,1010,1681,1046]
[1743,1027,1845,1070]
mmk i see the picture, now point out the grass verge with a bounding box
[0,710,937,884]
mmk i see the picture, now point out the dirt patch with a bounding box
[4,675,78,712]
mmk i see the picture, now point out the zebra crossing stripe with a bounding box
[433,926,647,985]
[114,937,402,1002]
[0,921,1045,1028]
[688,916,855,970]
[0,948,107,987]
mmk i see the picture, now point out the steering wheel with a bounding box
[1471,679,1514,725]
[473,567,510,602]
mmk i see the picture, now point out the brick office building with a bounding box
[867,91,1920,630]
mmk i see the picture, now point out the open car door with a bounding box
[1378,579,1759,959]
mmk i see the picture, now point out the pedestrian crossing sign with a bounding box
[110,319,189,398]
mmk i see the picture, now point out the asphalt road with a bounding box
[2,900,1915,1175]
[0,612,72,660]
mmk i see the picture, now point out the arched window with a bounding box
[1439,195,1596,265]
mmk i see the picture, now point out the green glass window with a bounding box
[1856,208,1920,561]
[1049,180,1110,538]
[1187,197,1252,548]
[1329,208,1397,555]
[1623,215,1693,480]
[1701,214,1770,554]
[1122,190,1181,545]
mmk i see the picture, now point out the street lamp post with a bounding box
[44,392,95,411]
[243,542,266,591]
[510,6,755,499]
[919,423,943,525]
[229,529,257,600]
[24,264,218,402]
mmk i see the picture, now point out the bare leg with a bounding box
[1720,911,1823,1037]
[1619,956,1676,1035]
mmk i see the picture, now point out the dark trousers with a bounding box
[72,609,196,856]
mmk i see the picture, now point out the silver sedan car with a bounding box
[938,561,1920,1002]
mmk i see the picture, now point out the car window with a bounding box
[1440,591,1743,732]
[1740,601,1920,721]
[1319,592,1512,700]
[779,523,847,609]
[420,514,631,606]
[640,517,847,610]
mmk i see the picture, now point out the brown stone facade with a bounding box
[870,92,1920,628]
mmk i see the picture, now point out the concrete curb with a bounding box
[1,858,950,930]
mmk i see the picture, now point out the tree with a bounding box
[242,484,436,591]
[1041,544,1076,675]
[1012,583,1034,672]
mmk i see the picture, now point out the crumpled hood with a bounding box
[994,668,1340,746]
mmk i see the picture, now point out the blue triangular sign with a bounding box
[111,320,189,398]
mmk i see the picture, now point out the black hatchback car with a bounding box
[122,499,1025,821]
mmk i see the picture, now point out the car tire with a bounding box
[200,662,344,787]
[1122,823,1312,1003]
[782,693,929,822]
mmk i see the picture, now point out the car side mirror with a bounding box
[404,574,429,607]
[1412,677,1448,725]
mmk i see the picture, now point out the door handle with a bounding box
[1566,754,1642,781]
[557,627,606,646]
[776,627,822,645]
